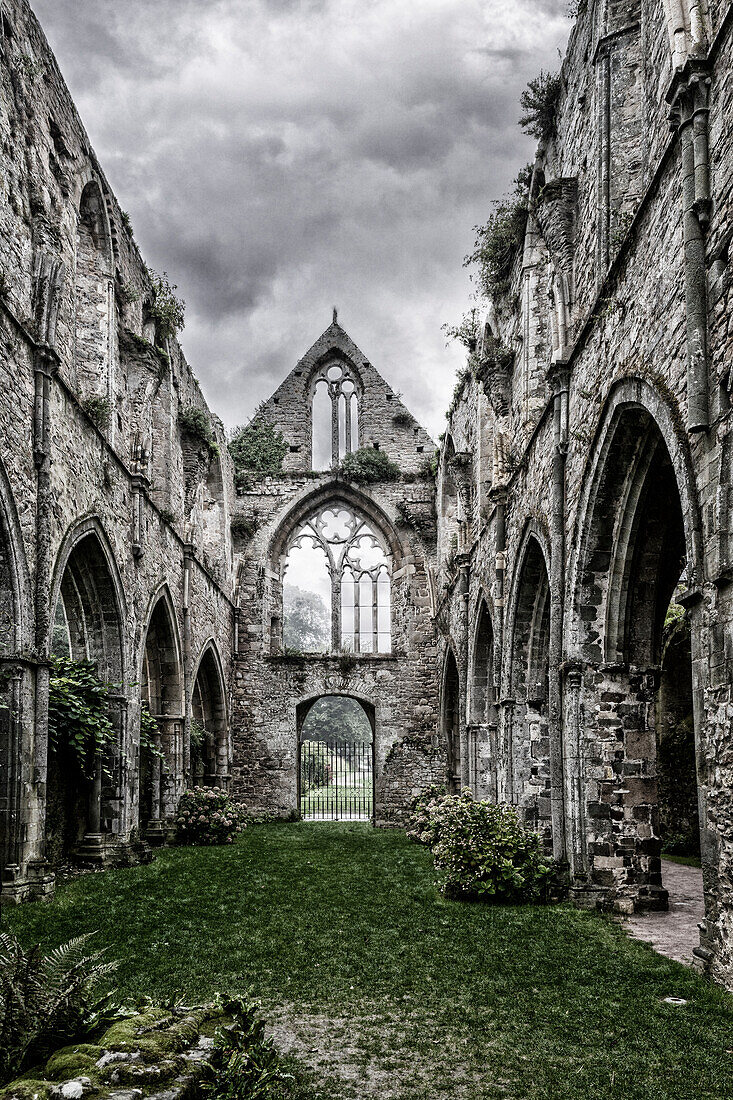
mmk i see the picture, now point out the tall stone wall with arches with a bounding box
[436,0,733,989]
[0,0,234,903]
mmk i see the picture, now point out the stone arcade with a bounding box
[1,0,733,991]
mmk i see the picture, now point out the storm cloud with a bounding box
[31,0,570,437]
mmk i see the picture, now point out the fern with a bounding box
[0,931,117,1084]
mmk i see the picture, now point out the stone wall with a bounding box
[436,0,733,989]
[0,0,234,901]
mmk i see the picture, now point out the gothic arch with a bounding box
[270,481,405,567]
[470,596,495,726]
[47,519,126,865]
[566,377,705,907]
[442,647,461,793]
[49,518,126,681]
[74,178,114,401]
[191,641,230,788]
[505,526,553,840]
[137,584,184,838]
[567,377,704,663]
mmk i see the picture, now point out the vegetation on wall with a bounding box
[80,395,111,431]
[179,405,219,458]
[230,514,259,541]
[48,657,116,778]
[519,70,562,144]
[339,447,400,485]
[229,418,288,493]
[145,268,185,339]
[463,167,531,301]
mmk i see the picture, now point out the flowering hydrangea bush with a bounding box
[176,787,246,845]
[407,788,553,903]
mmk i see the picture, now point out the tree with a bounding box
[283,585,329,652]
[303,696,372,744]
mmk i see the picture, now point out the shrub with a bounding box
[519,70,562,144]
[339,447,400,485]
[407,789,554,903]
[464,168,531,300]
[48,657,116,778]
[145,268,185,338]
[180,406,218,458]
[229,419,287,493]
[0,932,117,1085]
[176,787,246,846]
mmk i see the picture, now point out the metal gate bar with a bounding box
[299,739,373,821]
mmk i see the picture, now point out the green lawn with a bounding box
[3,824,732,1099]
[300,779,373,818]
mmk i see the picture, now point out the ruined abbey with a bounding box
[1,0,733,990]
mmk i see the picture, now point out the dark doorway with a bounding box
[444,650,461,793]
[297,695,374,821]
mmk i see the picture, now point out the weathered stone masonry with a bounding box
[4,0,733,999]
[437,0,733,989]
[0,0,234,900]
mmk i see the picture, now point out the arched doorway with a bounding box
[139,592,184,842]
[572,398,701,909]
[47,530,124,866]
[191,645,229,789]
[443,649,461,793]
[509,536,551,843]
[297,695,374,821]
[469,601,496,797]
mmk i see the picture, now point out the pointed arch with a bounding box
[442,647,461,794]
[191,640,230,789]
[505,525,552,841]
[470,596,495,726]
[568,377,704,665]
[75,178,114,402]
[47,518,126,865]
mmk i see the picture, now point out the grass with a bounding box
[3,824,732,1099]
[300,779,372,819]
[662,852,702,868]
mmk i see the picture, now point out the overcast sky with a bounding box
[31,0,570,439]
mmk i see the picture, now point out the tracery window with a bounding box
[312,361,359,470]
[283,502,391,654]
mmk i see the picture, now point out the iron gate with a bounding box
[299,738,373,821]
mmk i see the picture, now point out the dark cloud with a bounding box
[30,0,570,437]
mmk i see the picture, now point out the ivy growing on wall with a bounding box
[229,418,287,493]
[48,657,116,778]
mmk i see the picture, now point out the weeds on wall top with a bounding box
[464,167,531,301]
[179,405,219,459]
[145,268,185,339]
[519,70,562,145]
[229,418,288,493]
[339,447,400,485]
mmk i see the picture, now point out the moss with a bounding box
[44,1046,101,1083]
[0,1079,53,1100]
[100,1006,170,1048]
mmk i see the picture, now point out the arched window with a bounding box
[75,181,113,402]
[283,502,391,654]
[312,360,359,470]
[191,646,229,789]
